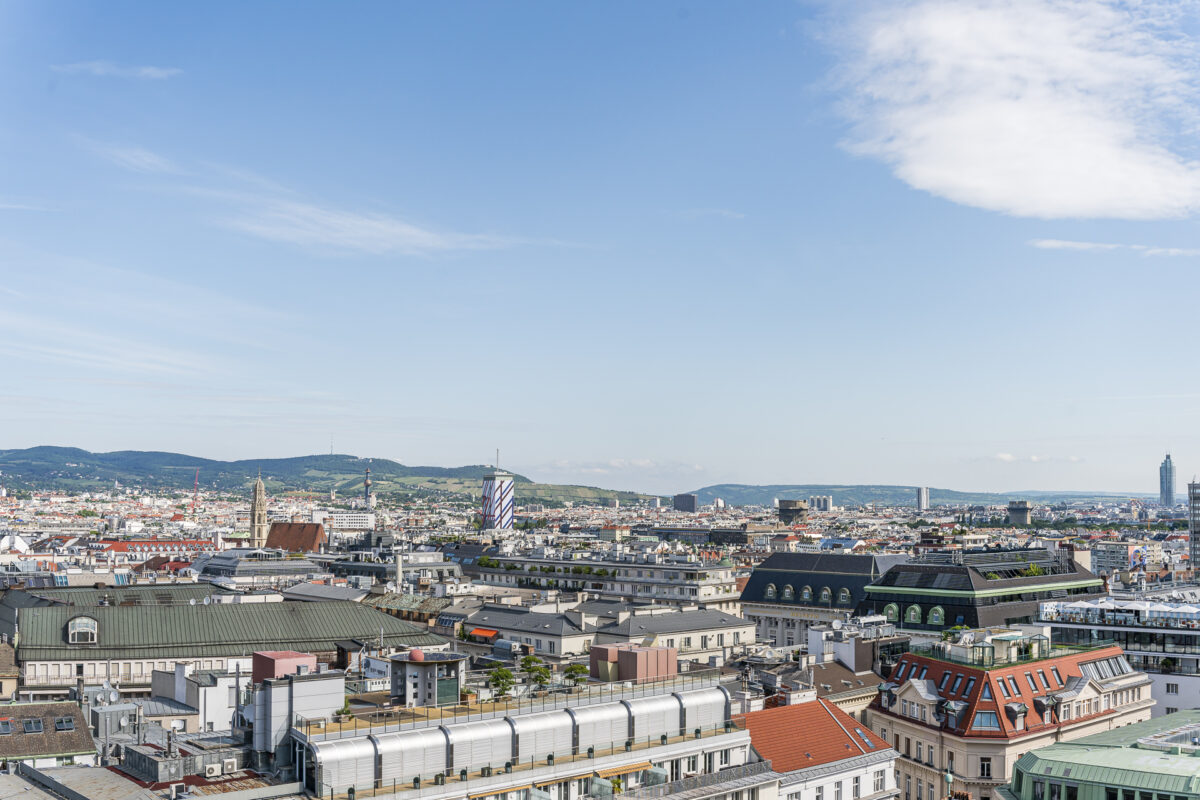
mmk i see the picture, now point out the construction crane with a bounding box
[191,469,200,516]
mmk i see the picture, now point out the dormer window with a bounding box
[782,585,795,601]
[764,583,777,600]
[68,616,97,645]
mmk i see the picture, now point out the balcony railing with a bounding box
[616,760,775,800]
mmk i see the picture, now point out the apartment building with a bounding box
[741,553,907,647]
[1088,540,1163,578]
[460,552,741,613]
[868,628,1153,800]
[739,697,899,800]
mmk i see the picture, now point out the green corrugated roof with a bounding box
[15,600,443,660]
[23,584,235,605]
[1015,712,1200,794]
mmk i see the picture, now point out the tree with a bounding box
[520,654,543,673]
[564,664,588,685]
[488,667,515,700]
[529,665,552,689]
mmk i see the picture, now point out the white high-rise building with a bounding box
[916,486,930,512]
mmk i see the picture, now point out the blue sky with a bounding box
[2,0,1200,496]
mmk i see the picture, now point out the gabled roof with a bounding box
[0,702,94,760]
[736,698,891,773]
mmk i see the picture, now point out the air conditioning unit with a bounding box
[481,766,493,777]
[222,758,237,774]
[204,763,221,778]
[169,784,188,800]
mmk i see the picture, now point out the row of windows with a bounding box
[790,770,887,800]
[883,604,946,626]
[763,584,853,604]
[0,717,72,734]
[889,727,989,779]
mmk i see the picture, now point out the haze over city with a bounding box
[4,1,1200,495]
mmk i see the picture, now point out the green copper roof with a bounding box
[1014,712,1200,794]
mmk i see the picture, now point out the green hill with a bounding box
[0,446,652,506]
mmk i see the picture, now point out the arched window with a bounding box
[838,588,852,604]
[764,583,777,600]
[782,585,794,601]
[905,604,922,624]
[927,606,945,626]
[883,603,899,622]
[68,616,97,645]
[801,586,813,602]
[820,587,832,603]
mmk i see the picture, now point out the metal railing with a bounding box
[907,640,1115,668]
[297,669,732,741]
[616,760,774,800]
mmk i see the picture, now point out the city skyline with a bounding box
[4,1,1200,495]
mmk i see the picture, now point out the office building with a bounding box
[1190,482,1200,571]
[673,493,699,513]
[1041,596,1200,716]
[872,627,1153,800]
[1088,540,1161,577]
[482,470,515,530]
[916,487,930,512]
[998,712,1200,800]
[1160,454,1176,506]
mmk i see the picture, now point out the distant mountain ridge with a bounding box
[691,483,1154,508]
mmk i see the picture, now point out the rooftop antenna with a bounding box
[496,448,500,469]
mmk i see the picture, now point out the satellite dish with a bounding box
[189,599,196,606]
[202,597,210,605]
[118,716,127,727]
[109,690,119,703]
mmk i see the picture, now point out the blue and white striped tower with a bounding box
[481,469,515,530]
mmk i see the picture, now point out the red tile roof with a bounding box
[736,698,891,773]
[265,523,326,553]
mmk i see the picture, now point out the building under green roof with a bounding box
[15,599,444,661]
[998,712,1200,800]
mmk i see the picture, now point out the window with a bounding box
[981,682,992,700]
[838,588,852,604]
[951,674,964,694]
[917,742,923,762]
[1167,683,1179,695]
[802,586,813,602]
[782,585,795,600]
[0,719,10,735]
[906,776,912,800]
[997,679,1010,699]
[883,603,899,622]
[947,751,955,774]
[765,584,777,600]
[927,606,945,626]
[817,787,824,800]
[22,718,42,734]
[939,671,952,690]
[854,776,861,798]
[54,717,74,732]
[964,677,976,696]
[906,604,923,624]
[1026,672,1038,692]
[1051,667,1063,686]
[917,781,924,800]
[980,757,992,778]
[1037,670,1050,690]
[67,616,97,645]
[972,711,1001,731]
[875,771,885,792]
[919,666,928,680]
[821,587,833,603]
[1006,676,1021,696]
[1166,707,1179,715]
[836,782,843,800]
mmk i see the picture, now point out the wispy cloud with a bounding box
[1030,239,1200,256]
[833,1,1200,219]
[989,452,1081,464]
[0,201,44,212]
[52,60,181,80]
[223,199,513,255]
[87,141,179,174]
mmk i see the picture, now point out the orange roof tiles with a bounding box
[736,698,891,773]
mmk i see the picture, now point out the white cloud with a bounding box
[994,452,1016,462]
[678,208,746,220]
[1030,238,1200,256]
[53,61,181,80]
[834,1,1200,219]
